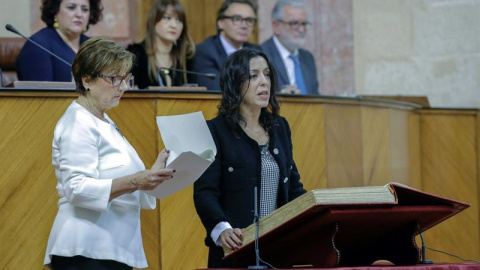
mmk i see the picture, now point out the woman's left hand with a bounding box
[220,228,243,250]
[151,148,170,170]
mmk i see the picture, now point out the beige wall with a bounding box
[0,0,31,37]
[354,0,480,108]
[258,0,355,96]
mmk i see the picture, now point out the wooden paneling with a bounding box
[389,109,411,184]
[361,106,391,186]
[478,111,480,254]
[0,91,478,269]
[0,97,73,270]
[134,0,156,42]
[277,98,327,191]
[408,111,422,190]
[420,110,479,263]
[324,104,364,188]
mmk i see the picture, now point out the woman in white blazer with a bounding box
[44,37,175,270]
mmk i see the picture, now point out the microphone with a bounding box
[157,67,216,87]
[248,186,267,270]
[5,24,72,67]
[418,233,433,264]
[0,68,4,87]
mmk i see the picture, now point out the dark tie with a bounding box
[289,54,307,95]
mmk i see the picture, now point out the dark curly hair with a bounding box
[218,47,280,135]
[41,0,103,28]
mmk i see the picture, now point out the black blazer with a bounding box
[192,35,261,90]
[261,37,320,95]
[194,114,306,250]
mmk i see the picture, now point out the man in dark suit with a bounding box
[261,0,320,95]
[193,0,261,90]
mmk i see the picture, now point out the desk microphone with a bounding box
[157,67,216,87]
[5,24,72,67]
[418,233,433,264]
[248,185,267,270]
[0,68,4,87]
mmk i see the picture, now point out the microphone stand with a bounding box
[159,67,216,80]
[5,24,72,67]
[248,186,267,269]
[0,68,4,87]
[418,233,433,264]
[157,69,166,87]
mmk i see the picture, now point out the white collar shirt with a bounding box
[220,33,242,56]
[273,36,299,86]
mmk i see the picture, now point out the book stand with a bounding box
[226,204,464,268]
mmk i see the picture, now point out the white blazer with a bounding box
[44,101,156,268]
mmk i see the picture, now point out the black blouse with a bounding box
[127,42,194,89]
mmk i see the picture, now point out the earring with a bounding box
[53,17,59,29]
[173,40,178,46]
[86,88,90,91]
[83,25,89,33]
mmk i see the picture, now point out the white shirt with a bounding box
[44,101,156,268]
[220,33,242,56]
[273,36,299,86]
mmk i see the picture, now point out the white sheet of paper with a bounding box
[145,111,216,199]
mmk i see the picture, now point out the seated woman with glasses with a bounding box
[191,0,261,91]
[44,37,175,270]
[127,0,195,89]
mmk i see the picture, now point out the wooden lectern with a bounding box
[224,184,470,268]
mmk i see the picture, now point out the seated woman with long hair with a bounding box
[128,0,195,89]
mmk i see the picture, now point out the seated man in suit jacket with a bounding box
[261,0,320,95]
[193,0,261,90]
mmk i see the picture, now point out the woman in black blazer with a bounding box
[194,47,307,268]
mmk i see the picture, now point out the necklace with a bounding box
[243,125,261,133]
[247,127,260,133]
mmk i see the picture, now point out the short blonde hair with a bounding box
[72,37,135,95]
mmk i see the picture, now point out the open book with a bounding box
[224,182,470,267]
[145,111,216,199]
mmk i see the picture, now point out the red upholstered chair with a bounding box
[0,37,25,86]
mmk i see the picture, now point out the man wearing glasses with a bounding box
[262,0,319,95]
[193,0,261,90]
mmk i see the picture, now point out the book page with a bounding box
[145,111,217,199]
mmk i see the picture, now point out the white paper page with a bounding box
[146,151,213,199]
[156,111,216,166]
[145,112,217,199]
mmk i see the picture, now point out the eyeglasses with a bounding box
[221,15,257,27]
[97,73,134,88]
[278,20,311,30]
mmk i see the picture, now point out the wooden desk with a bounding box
[195,263,480,270]
[0,89,478,270]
